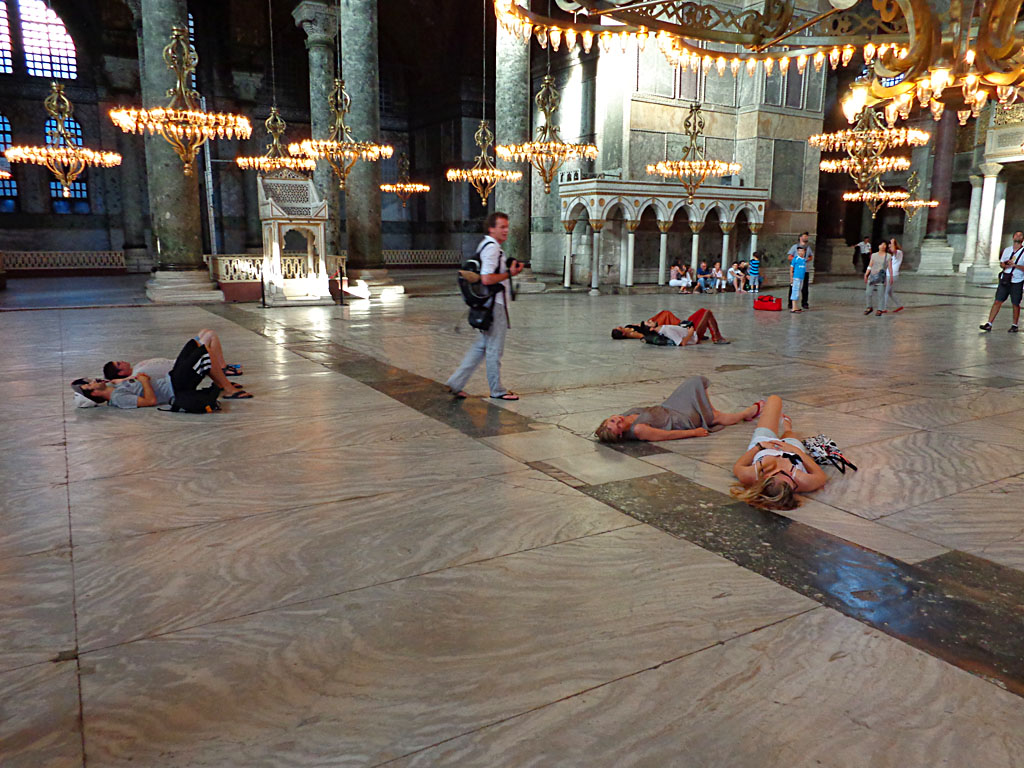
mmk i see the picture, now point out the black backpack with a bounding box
[167,385,222,413]
[458,240,501,330]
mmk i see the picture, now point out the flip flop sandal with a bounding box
[223,364,243,376]
[445,386,469,399]
[490,392,520,401]
[223,390,253,399]
[745,399,764,422]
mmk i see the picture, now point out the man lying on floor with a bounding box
[101,328,251,399]
[71,335,228,411]
[612,308,730,345]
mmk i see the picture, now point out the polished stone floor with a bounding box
[2,275,1024,767]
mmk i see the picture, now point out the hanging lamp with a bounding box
[380,153,429,207]
[645,103,741,203]
[5,82,121,197]
[236,0,315,174]
[887,171,938,221]
[495,0,596,193]
[110,26,252,175]
[447,0,521,203]
[288,0,392,188]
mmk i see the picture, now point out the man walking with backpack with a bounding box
[445,212,523,400]
[980,229,1024,333]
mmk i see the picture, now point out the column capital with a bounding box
[748,222,762,234]
[657,220,672,233]
[969,174,982,187]
[293,0,338,48]
[232,71,264,103]
[978,162,1003,178]
[689,221,704,234]
[561,219,578,233]
[626,220,641,232]
[590,219,606,232]
[720,221,735,233]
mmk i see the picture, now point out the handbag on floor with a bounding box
[753,295,782,311]
[801,434,857,474]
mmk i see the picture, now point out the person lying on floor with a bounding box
[71,335,229,410]
[101,328,251,399]
[611,309,696,340]
[595,375,761,442]
[650,308,730,346]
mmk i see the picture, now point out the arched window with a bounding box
[19,0,77,79]
[44,116,89,213]
[0,114,17,212]
[0,2,13,74]
[188,12,196,88]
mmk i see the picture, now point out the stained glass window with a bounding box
[0,114,17,211]
[0,2,13,74]
[19,0,77,79]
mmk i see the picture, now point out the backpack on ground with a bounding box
[801,434,857,474]
[166,385,222,414]
[458,240,500,330]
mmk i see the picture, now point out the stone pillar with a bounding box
[139,0,203,270]
[293,1,340,255]
[970,163,1002,283]
[959,174,983,274]
[495,20,530,262]
[990,180,1008,267]
[561,219,576,288]
[749,222,761,258]
[590,219,605,295]
[689,221,703,270]
[232,72,265,252]
[720,221,734,272]
[340,0,384,270]
[625,220,639,286]
[657,220,672,284]
[925,111,956,239]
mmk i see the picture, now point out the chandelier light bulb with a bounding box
[599,31,612,54]
[581,29,593,53]
[636,27,648,51]
[841,45,855,67]
[958,109,971,126]
[780,56,790,75]
[796,54,807,75]
[884,101,899,128]
[997,84,1015,103]
[731,58,740,76]
[747,58,758,76]
[929,99,945,120]
[864,42,876,64]
[564,28,577,51]
[965,49,976,66]
[916,79,933,106]
[764,56,775,75]
[829,47,841,69]
[716,56,727,76]
[619,32,629,53]
[548,28,561,51]
[813,51,825,72]
[929,68,951,96]
[536,27,548,49]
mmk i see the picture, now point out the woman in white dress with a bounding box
[887,237,904,312]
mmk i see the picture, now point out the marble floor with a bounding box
[2,275,1024,767]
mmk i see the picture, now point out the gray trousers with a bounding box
[885,275,901,309]
[446,305,509,397]
[865,281,887,311]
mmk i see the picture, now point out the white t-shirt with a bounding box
[479,236,510,305]
[890,250,903,278]
[857,241,872,255]
[658,325,697,346]
[1000,245,1024,284]
[132,358,174,378]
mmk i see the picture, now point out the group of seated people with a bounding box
[611,308,730,346]
[668,255,761,295]
[70,329,251,411]
[595,380,828,511]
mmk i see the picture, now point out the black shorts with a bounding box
[169,338,213,393]
[995,280,1023,306]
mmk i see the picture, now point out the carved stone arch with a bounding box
[637,197,668,220]
[563,197,590,221]
[732,202,762,226]
[701,200,729,223]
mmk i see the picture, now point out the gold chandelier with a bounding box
[110,27,251,175]
[380,153,429,208]
[646,103,740,203]
[447,120,522,204]
[288,79,393,190]
[5,82,121,197]
[887,171,938,221]
[236,107,315,174]
[843,183,910,218]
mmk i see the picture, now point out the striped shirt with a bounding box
[748,258,760,277]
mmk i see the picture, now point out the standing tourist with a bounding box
[748,251,761,292]
[789,246,807,313]
[864,240,890,316]
[787,232,814,309]
[886,237,905,313]
[980,230,1024,333]
[445,212,524,400]
[854,236,872,273]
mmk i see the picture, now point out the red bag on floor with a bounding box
[753,295,783,311]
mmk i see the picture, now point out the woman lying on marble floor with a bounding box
[611,308,730,346]
[595,375,760,443]
[730,395,829,511]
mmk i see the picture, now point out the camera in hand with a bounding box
[506,255,519,271]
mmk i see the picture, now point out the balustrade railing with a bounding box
[1,250,126,271]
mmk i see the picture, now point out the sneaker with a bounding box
[1011,325,1020,333]
[980,322,992,331]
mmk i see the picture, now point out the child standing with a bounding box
[789,246,807,313]
[748,252,761,292]
[712,262,726,292]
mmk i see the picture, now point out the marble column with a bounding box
[720,221,734,272]
[232,72,265,252]
[625,220,639,286]
[293,1,340,256]
[139,0,203,270]
[925,111,956,239]
[689,221,703,270]
[494,20,530,261]
[971,163,1002,282]
[561,219,576,288]
[340,0,383,270]
[959,174,983,274]
[990,180,1008,266]
[749,222,761,258]
[657,220,671,284]
[590,219,605,295]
